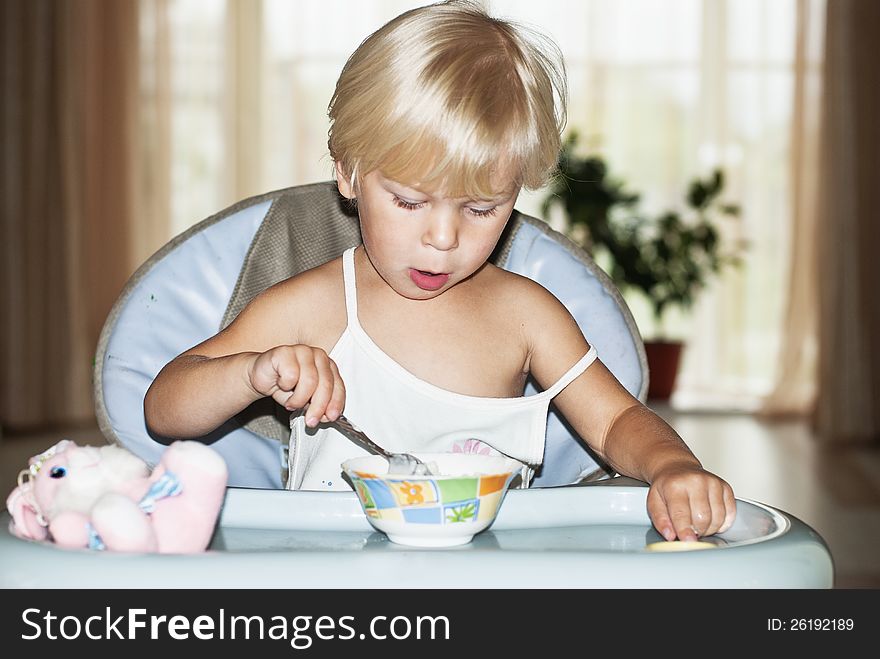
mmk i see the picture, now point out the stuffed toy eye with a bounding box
[49,466,67,479]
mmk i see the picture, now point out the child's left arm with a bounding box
[587,400,737,541]
[525,284,736,541]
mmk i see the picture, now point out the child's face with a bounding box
[337,166,519,300]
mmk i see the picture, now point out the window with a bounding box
[142,0,820,405]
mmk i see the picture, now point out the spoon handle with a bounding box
[333,415,393,459]
[332,414,433,475]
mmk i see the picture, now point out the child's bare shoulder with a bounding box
[275,257,342,299]
[231,256,345,343]
[487,265,571,317]
[485,264,585,344]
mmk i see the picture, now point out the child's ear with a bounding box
[335,161,354,199]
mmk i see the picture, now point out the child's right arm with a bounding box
[144,279,346,440]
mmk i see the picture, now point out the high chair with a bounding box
[6,181,832,588]
[94,181,648,489]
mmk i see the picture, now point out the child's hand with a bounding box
[248,345,346,427]
[646,465,736,542]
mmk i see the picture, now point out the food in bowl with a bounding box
[341,453,523,547]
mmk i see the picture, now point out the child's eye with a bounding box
[49,466,67,479]
[392,196,425,211]
[467,206,498,218]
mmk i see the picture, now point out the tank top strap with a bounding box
[542,345,599,398]
[341,246,359,328]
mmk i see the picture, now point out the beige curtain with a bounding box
[225,0,264,205]
[812,0,880,445]
[760,0,824,417]
[0,0,141,429]
[135,0,173,268]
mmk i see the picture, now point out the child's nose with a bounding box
[422,210,459,251]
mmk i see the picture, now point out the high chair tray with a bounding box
[0,480,832,588]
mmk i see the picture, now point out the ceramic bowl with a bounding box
[341,453,523,547]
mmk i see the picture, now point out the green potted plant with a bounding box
[543,132,744,400]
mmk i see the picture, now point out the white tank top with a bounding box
[286,247,597,491]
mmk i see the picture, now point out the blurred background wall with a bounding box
[1,0,878,449]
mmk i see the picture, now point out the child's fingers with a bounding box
[250,349,297,397]
[719,482,737,533]
[670,507,700,542]
[646,487,677,541]
[688,477,733,536]
[321,360,346,422]
[703,479,732,535]
[273,349,303,393]
[304,353,338,427]
[704,495,726,536]
[282,360,318,410]
[294,358,337,420]
[648,468,740,542]
[687,494,714,537]
[651,485,701,541]
[695,478,736,536]
[267,345,318,411]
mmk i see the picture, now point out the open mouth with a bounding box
[409,269,450,291]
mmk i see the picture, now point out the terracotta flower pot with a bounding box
[644,340,683,401]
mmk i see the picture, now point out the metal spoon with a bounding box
[331,414,434,476]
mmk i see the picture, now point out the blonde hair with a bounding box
[328,0,567,199]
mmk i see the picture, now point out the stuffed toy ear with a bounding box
[6,439,75,542]
[6,478,49,541]
[27,439,73,471]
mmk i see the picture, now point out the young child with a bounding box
[145,0,736,542]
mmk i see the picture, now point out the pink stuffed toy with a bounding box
[6,439,227,553]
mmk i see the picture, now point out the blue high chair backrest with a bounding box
[94,182,647,488]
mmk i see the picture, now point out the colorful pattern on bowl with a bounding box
[349,471,515,525]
